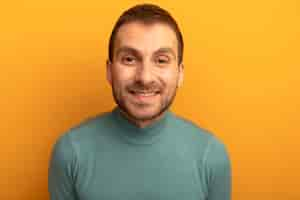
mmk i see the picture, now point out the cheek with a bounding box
[160,71,179,88]
[111,70,136,96]
[118,63,137,75]
[112,68,134,85]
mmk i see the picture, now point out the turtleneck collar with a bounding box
[111,106,172,145]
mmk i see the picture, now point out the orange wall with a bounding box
[1,0,299,199]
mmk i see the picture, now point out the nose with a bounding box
[135,61,154,84]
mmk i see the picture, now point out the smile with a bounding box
[129,90,160,100]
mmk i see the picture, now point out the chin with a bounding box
[126,104,163,121]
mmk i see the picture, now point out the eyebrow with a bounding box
[115,46,176,59]
[115,46,140,59]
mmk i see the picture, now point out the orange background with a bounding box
[1,0,299,199]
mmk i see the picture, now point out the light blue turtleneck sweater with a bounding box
[48,107,231,200]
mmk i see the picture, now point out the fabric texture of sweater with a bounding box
[48,107,231,200]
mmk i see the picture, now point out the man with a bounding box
[48,3,231,200]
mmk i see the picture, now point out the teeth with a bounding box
[135,92,155,96]
[131,91,157,96]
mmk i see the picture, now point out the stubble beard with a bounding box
[111,81,178,123]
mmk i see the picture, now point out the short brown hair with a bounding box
[108,4,184,65]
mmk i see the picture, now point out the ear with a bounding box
[177,63,184,87]
[106,59,112,85]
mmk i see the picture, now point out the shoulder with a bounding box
[68,111,112,138]
[169,112,230,160]
[51,111,113,156]
[61,111,113,143]
[170,112,217,143]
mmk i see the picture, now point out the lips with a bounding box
[129,90,160,95]
[129,90,160,101]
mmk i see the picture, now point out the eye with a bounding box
[156,55,170,65]
[121,55,136,65]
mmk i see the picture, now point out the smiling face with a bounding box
[107,22,184,127]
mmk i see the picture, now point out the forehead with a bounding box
[114,22,178,54]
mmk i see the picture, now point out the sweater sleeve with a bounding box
[48,133,78,200]
[204,137,232,200]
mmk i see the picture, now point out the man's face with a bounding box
[107,22,183,123]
